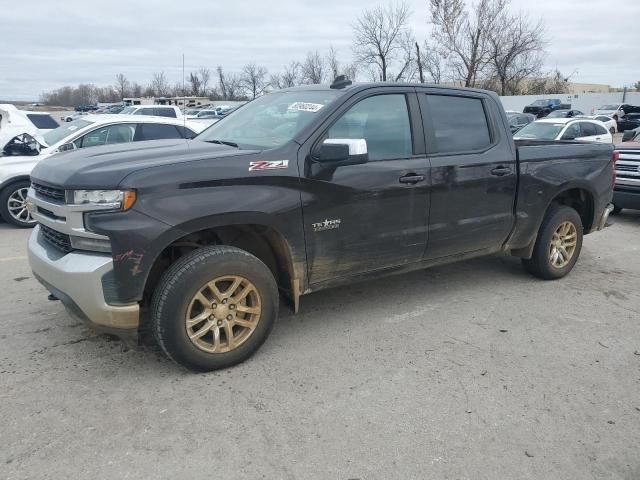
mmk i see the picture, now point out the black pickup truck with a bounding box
[26,79,615,371]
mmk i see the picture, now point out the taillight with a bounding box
[612,150,619,188]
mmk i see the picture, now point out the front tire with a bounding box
[522,205,583,280]
[0,181,36,228]
[151,245,278,372]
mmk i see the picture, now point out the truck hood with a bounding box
[30,139,259,189]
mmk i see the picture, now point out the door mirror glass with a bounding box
[58,142,77,152]
[315,138,368,164]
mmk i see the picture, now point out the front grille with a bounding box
[32,182,65,202]
[616,164,639,173]
[40,224,72,253]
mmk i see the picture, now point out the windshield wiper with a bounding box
[205,139,239,148]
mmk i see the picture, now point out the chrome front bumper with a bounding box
[28,226,139,332]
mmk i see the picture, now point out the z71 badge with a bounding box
[248,160,289,171]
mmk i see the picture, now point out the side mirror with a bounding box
[58,142,77,153]
[562,134,576,141]
[314,138,368,164]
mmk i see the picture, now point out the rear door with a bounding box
[577,122,607,142]
[300,88,430,285]
[418,90,517,259]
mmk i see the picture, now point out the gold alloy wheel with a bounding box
[549,221,577,269]
[185,275,262,354]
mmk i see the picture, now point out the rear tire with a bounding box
[151,245,278,372]
[0,181,36,228]
[611,205,622,215]
[522,205,583,280]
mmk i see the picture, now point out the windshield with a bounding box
[196,91,340,149]
[598,105,618,110]
[120,106,137,114]
[514,122,564,140]
[42,119,93,147]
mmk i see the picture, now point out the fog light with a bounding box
[70,236,112,253]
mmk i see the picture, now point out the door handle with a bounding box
[491,166,512,176]
[399,174,426,184]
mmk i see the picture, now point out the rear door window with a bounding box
[579,122,598,137]
[423,95,492,154]
[135,123,183,141]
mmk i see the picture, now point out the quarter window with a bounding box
[423,95,491,153]
[326,94,412,161]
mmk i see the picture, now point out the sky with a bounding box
[1,0,638,100]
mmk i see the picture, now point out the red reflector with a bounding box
[612,150,620,163]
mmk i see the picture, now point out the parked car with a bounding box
[622,127,640,142]
[0,104,59,147]
[119,105,182,118]
[589,115,618,134]
[75,105,98,112]
[0,115,206,227]
[184,108,204,118]
[546,109,584,119]
[611,142,640,214]
[523,98,562,118]
[594,104,640,120]
[26,80,615,371]
[616,113,640,132]
[195,110,224,119]
[514,118,612,143]
[506,112,535,134]
[63,112,88,122]
[107,105,125,114]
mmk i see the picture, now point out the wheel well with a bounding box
[142,225,296,308]
[0,176,31,192]
[551,188,594,232]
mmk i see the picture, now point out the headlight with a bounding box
[72,190,136,210]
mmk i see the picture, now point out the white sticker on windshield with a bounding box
[288,102,324,113]
[67,125,79,131]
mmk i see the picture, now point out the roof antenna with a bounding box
[330,75,352,89]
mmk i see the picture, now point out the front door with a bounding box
[418,90,517,259]
[299,91,429,286]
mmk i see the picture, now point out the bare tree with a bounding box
[343,63,359,82]
[199,68,211,96]
[301,51,326,84]
[489,12,545,95]
[282,61,301,87]
[394,31,418,81]
[150,71,170,97]
[188,72,202,96]
[241,63,269,99]
[429,0,508,87]
[326,46,340,80]
[420,41,446,84]
[352,2,411,81]
[115,73,130,99]
[217,66,228,99]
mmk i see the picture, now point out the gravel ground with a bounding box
[1,213,639,480]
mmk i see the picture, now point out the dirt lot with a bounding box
[1,213,639,480]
